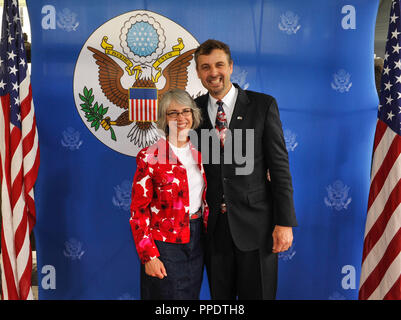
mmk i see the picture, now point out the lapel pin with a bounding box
[237,116,243,120]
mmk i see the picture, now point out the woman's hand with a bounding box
[145,257,167,279]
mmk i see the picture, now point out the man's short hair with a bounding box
[194,39,232,69]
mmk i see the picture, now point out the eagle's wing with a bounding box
[87,46,129,110]
[158,49,196,98]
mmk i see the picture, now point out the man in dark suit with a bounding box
[194,39,297,300]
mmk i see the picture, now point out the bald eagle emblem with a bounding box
[324,180,352,211]
[73,11,205,157]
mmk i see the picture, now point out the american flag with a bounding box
[359,0,401,300]
[129,87,158,122]
[0,0,40,300]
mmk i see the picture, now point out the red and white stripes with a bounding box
[359,119,401,299]
[129,98,157,122]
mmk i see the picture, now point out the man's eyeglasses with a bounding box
[166,109,193,119]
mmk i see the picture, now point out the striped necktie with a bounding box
[215,100,227,147]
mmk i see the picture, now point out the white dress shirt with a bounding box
[207,84,238,127]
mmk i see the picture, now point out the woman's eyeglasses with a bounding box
[166,109,193,119]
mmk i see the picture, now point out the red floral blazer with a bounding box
[130,138,209,264]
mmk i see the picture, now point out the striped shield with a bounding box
[129,87,158,122]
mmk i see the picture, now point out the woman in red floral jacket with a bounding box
[130,89,209,299]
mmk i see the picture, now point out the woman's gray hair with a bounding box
[156,89,202,134]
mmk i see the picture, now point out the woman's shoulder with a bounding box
[137,137,167,161]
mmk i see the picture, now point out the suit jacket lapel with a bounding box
[229,84,249,130]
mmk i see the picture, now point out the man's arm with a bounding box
[262,96,297,252]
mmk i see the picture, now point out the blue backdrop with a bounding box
[27,0,379,300]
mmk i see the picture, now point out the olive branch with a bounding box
[79,87,116,141]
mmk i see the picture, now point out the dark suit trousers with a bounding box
[205,212,278,300]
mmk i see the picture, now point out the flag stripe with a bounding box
[131,99,134,121]
[1,226,19,299]
[364,151,401,240]
[1,98,19,300]
[24,143,40,199]
[367,130,401,211]
[0,96,12,207]
[23,127,39,194]
[149,100,154,121]
[16,214,33,300]
[13,192,27,243]
[383,274,401,299]
[362,173,401,265]
[19,249,33,300]
[370,251,401,299]
[148,99,151,120]
[129,99,131,121]
[140,99,143,121]
[133,99,136,121]
[372,119,388,157]
[10,126,21,160]
[149,100,152,121]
